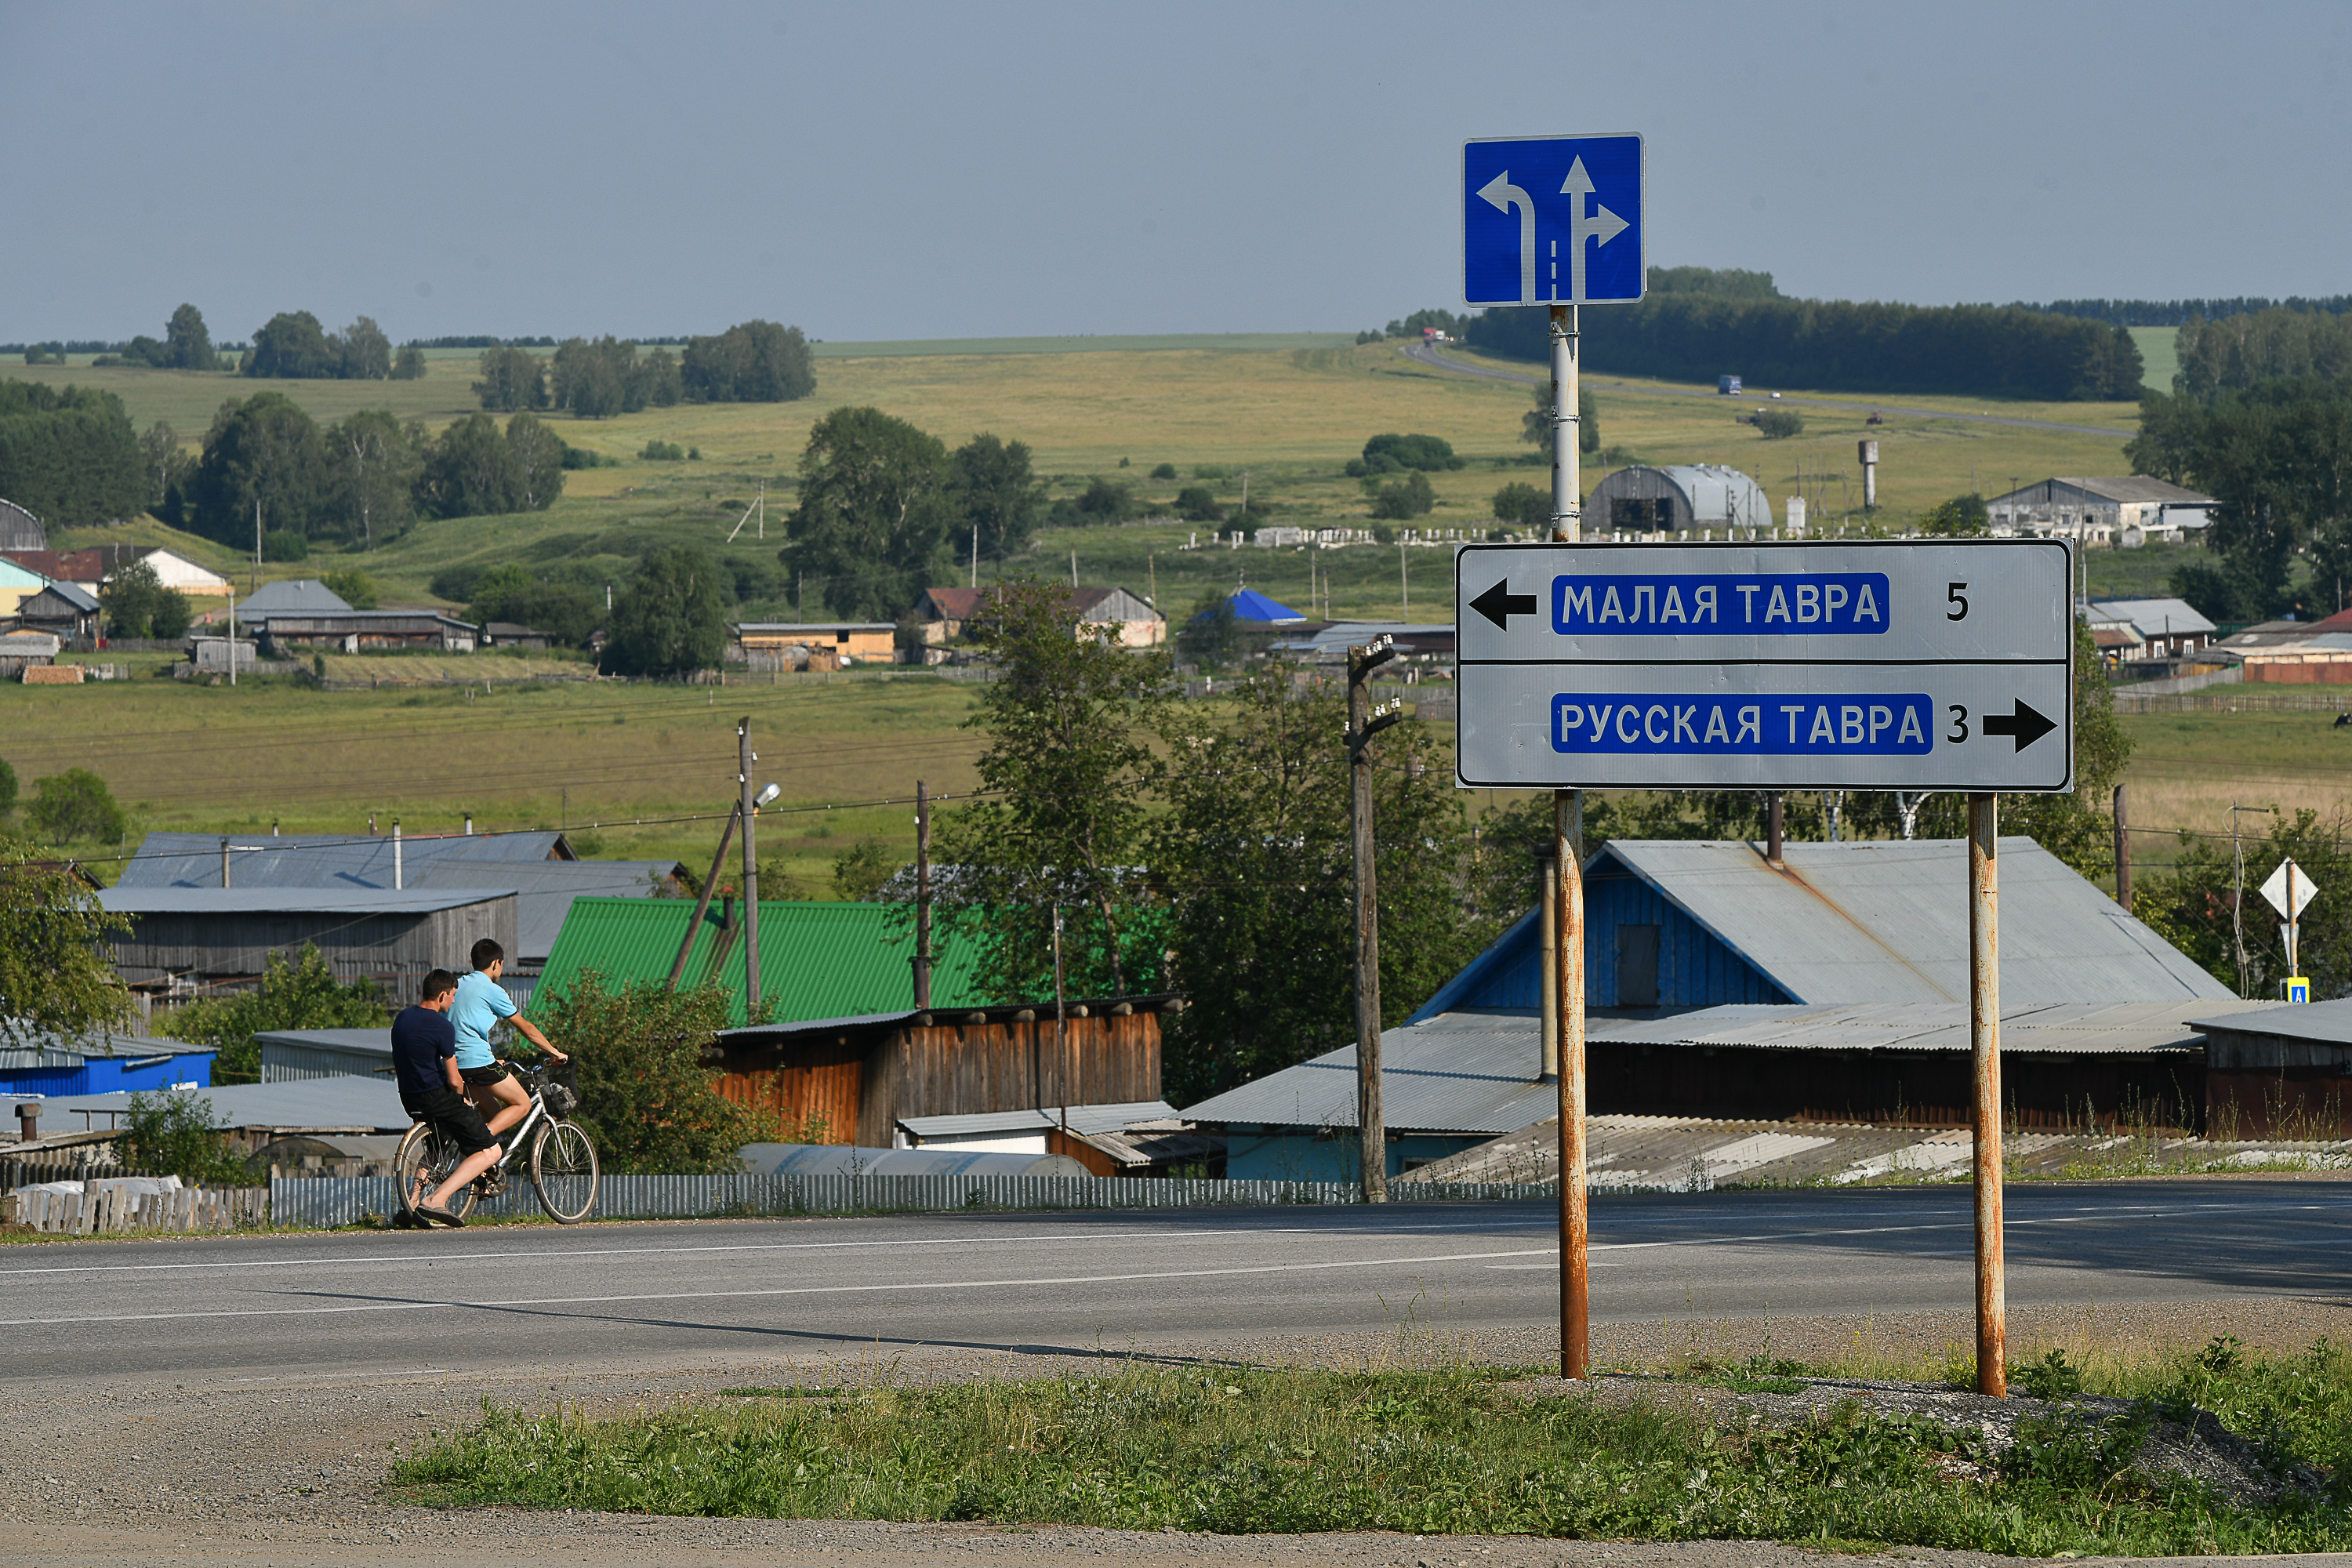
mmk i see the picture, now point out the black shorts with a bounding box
[401,1087,498,1156]
[459,1064,514,1090]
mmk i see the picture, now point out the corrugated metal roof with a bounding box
[899,1100,1178,1138]
[115,829,571,888]
[1599,837,2233,1005]
[100,887,514,916]
[1181,1010,1635,1135]
[410,860,684,964]
[253,1028,394,1057]
[2190,999,2350,1046]
[1606,999,2281,1055]
[36,1076,408,1132]
[0,1029,212,1071]
[230,579,350,622]
[2091,598,2218,638]
[539,898,987,1026]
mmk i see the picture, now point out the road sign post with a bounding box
[2259,858,2318,1002]
[1469,133,1645,1384]
[1454,537,2074,1393]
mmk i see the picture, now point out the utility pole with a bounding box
[2114,784,2132,913]
[2230,803,2275,996]
[668,802,741,988]
[913,780,933,1009]
[1548,296,1589,1382]
[1347,633,1401,1202]
[971,521,980,590]
[1399,535,1409,615]
[739,718,761,1015]
[1052,905,1067,1129]
[1969,794,2005,1397]
[252,497,261,594]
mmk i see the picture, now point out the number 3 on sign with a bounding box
[1948,705,1969,742]
[1947,583,1969,620]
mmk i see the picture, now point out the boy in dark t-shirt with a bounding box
[391,969,500,1226]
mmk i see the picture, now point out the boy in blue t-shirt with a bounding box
[451,937,568,1137]
[390,968,499,1226]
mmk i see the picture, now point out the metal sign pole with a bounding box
[1969,793,2006,1396]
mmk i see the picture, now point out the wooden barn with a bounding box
[2194,1000,2352,1136]
[709,998,1172,1150]
[99,887,517,994]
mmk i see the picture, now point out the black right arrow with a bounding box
[1470,579,1537,630]
[1982,699,2057,751]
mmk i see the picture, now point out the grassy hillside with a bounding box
[37,339,2142,624]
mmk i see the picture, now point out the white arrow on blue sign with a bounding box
[1453,539,2077,793]
[1464,133,1645,307]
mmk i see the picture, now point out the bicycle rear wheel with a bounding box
[394,1122,480,1221]
[530,1120,599,1224]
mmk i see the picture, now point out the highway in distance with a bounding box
[1,1179,2345,1388]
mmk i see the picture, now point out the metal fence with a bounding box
[267,1171,1564,1229]
[2113,685,2350,714]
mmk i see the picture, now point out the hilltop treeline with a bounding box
[1463,285,2142,401]
[2170,308,2352,397]
[472,321,814,414]
[162,394,566,554]
[2028,296,2352,328]
[0,382,145,526]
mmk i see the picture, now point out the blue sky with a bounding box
[4,0,2346,343]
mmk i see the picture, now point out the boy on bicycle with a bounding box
[390,969,500,1227]
[450,938,568,1138]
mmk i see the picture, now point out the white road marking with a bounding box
[0,1246,1565,1327]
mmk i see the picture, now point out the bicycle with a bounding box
[395,1061,600,1225]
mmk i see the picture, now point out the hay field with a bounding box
[2117,708,2352,874]
[1,669,985,891]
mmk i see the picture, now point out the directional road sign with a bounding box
[1454,539,2075,792]
[1464,133,1644,307]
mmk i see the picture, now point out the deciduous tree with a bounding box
[604,546,728,676]
[188,392,332,546]
[785,406,955,619]
[949,433,1044,564]
[323,409,421,548]
[25,768,127,845]
[0,835,132,1048]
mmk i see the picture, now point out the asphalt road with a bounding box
[1396,339,2136,439]
[2,1180,2345,1388]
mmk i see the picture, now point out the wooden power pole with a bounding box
[1347,633,1402,1203]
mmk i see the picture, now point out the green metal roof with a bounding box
[538,898,988,1025]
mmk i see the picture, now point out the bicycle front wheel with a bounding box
[394,1122,479,1221]
[530,1120,599,1224]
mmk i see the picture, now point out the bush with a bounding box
[832,839,896,902]
[100,559,192,639]
[0,757,14,815]
[1922,493,1990,536]
[1492,481,1548,527]
[641,439,687,462]
[1754,407,1805,438]
[1353,433,1463,475]
[25,768,126,844]
[531,972,778,1171]
[322,568,379,608]
[1174,485,1223,522]
[261,528,309,561]
[1149,463,1178,480]
[154,944,387,1082]
[122,1090,252,1185]
[1368,470,1435,520]
[1074,477,1135,523]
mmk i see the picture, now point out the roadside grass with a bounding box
[386,1341,2351,1554]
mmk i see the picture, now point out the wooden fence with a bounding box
[3,1183,267,1235]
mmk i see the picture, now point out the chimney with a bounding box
[1766,793,1784,866]
[16,1102,38,1142]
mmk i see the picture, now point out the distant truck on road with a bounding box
[1719,374,1743,394]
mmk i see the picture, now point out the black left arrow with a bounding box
[1470,579,1537,630]
[1982,699,2057,751]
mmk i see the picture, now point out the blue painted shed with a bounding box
[1411,837,2230,1022]
[0,1032,216,1100]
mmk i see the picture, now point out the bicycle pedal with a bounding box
[476,1170,509,1197]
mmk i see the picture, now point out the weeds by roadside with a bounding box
[388,1338,2351,1555]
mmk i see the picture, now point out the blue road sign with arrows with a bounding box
[1463,133,1644,308]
